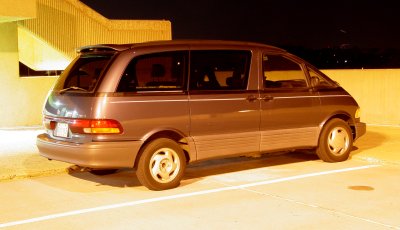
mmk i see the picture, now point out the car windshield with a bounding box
[53,54,114,92]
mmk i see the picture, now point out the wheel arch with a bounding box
[320,112,356,140]
[134,129,191,169]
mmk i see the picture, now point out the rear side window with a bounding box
[54,54,113,92]
[263,55,308,89]
[189,50,251,90]
[117,51,187,92]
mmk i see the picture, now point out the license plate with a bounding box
[54,122,70,138]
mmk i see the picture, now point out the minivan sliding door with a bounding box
[188,50,260,160]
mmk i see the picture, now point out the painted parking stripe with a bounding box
[0,164,381,228]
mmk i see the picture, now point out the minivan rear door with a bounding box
[43,53,115,143]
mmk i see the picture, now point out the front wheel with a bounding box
[136,138,186,191]
[316,118,353,162]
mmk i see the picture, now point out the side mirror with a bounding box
[310,76,320,87]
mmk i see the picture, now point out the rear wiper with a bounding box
[59,86,88,94]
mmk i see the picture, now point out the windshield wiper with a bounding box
[59,86,88,94]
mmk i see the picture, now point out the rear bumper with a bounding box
[36,133,142,169]
[354,122,367,141]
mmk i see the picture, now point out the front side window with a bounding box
[263,55,308,89]
[307,66,336,88]
[117,51,187,92]
[189,50,251,90]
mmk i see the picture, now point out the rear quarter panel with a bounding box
[90,93,190,142]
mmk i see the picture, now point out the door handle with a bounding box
[246,95,258,102]
[262,95,274,101]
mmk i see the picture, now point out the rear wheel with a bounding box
[136,138,186,191]
[316,118,353,162]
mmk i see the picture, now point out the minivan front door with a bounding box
[260,54,321,152]
[188,50,260,160]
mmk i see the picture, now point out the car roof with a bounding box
[78,40,286,53]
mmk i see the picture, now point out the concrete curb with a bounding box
[0,129,73,182]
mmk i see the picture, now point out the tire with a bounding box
[89,169,118,175]
[136,138,186,191]
[316,118,353,162]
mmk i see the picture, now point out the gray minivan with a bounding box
[37,40,366,190]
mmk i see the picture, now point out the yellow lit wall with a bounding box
[0,22,56,127]
[0,0,172,128]
[322,69,400,126]
[19,0,172,59]
[0,0,36,23]
[18,26,71,70]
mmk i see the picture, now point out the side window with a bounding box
[117,51,186,92]
[190,50,251,90]
[263,55,308,89]
[307,67,336,88]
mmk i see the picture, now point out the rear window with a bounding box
[53,54,114,92]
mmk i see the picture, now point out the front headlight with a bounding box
[355,107,361,119]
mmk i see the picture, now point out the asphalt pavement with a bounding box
[0,125,399,182]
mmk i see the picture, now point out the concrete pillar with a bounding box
[0,22,20,127]
[0,22,55,127]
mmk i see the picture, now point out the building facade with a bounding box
[0,0,171,127]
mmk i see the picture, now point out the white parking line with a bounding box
[0,164,381,228]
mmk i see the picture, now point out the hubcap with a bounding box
[149,148,180,183]
[328,127,350,156]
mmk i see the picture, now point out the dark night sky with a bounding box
[81,0,400,50]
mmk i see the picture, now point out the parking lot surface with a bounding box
[0,125,399,229]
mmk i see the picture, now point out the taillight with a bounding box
[71,119,123,134]
[44,116,123,134]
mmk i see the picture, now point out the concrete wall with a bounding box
[0,0,36,22]
[0,0,172,128]
[323,69,400,126]
[19,0,172,59]
[0,22,56,127]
